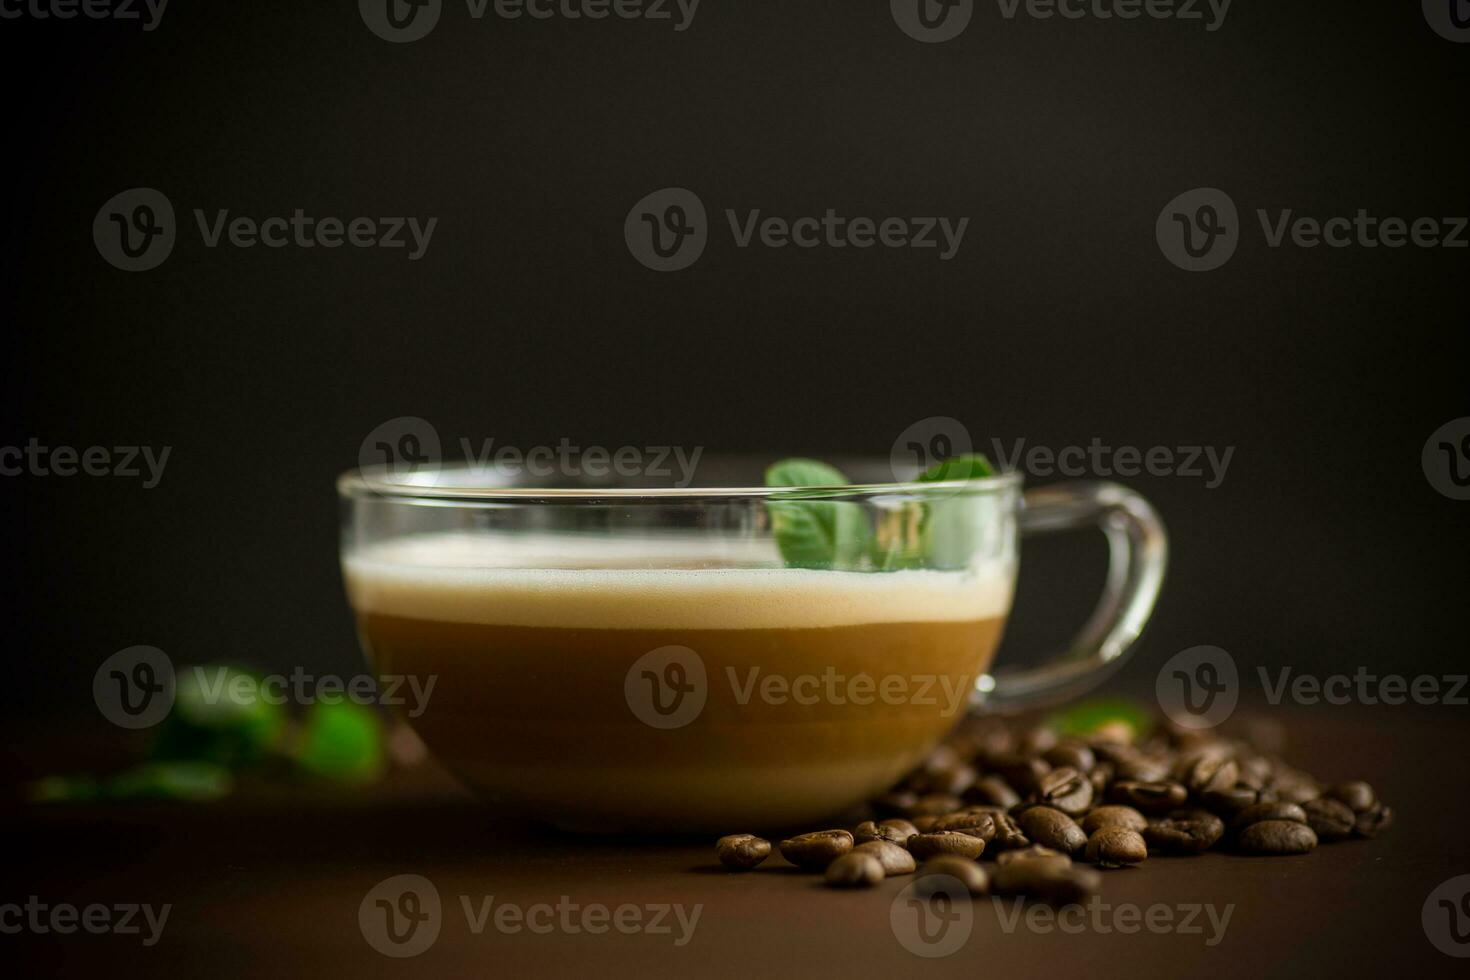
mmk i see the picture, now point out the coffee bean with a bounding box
[825,852,885,888]
[995,844,1070,869]
[1199,784,1261,815]
[1229,801,1308,834]
[908,832,986,861]
[1043,741,1096,774]
[1107,780,1188,814]
[964,775,1021,808]
[992,861,1101,903]
[1353,802,1393,838]
[715,834,771,870]
[1236,755,1274,790]
[1144,811,1224,854]
[873,791,918,818]
[914,764,978,797]
[1301,797,1356,842]
[911,815,939,833]
[1019,727,1059,756]
[1182,755,1240,798]
[1034,767,1094,816]
[1237,820,1317,855]
[1088,761,1115,797]
[779,830,853,871]
[1016,806,1087,856]
[932,807,1004,835]
[854,840,917,875]
[1112,753,1171,784]
[1081,806,1147,835]
[909,793,965,817]
[915,856,989,896]
[1086,827,1148,868]
[1327,781,1376,814]
[854,820,915,847]
[991,754,1051,796]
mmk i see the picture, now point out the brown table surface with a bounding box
[5,706,1469,979]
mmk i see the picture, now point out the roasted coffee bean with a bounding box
[909,793,965,817]
[911,815,940,833]
[1016,806,1087,856]
[992,861,1101,903]
[1353,802,1393,838]
[854,840,917,875]
[825,852,885,888]
[1144,811,1225,854]
[1237,755,1274,790]
[854,819,918,846]
[1301,798,1356,842]
[779,830,853,871]
[1086,827,1148,868]
[964,775,1021,808]
[1229,801,1307,834]
[1081,806,1147,835]
[715,834,771,870]
[1107,780,1188,814]
[873,791,919,818]
[934,764,980,797]
[1237,820,1317,855]
[908,832,986,861]
[983,811,1031,851]
[915,856,989,896]
[932,807,1005,834]
[1034,767,1094,816]
[1088,760,1115,797]
[991,755,1051,796]
[1112,753,1171,784]
[1182,755,1240,798]
[1272,767,1322,804]
[1200,784,1260,814]
[1019,727,1059,756]
[995,844,1070,869]
[1044,741,1096,774]
[1327,781,1376,814]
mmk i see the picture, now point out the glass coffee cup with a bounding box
[338,458,1165,832]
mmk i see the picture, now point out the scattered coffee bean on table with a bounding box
[711,713,1392,906]
[1085,827,1148,868]
[853,840,917,875]
[715,834,771,870]
[778,830,853,870]
[916,856,989,896]
[825,852,885,888]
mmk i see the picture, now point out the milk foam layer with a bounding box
[344,532,1014,629]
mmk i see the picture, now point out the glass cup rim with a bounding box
[337,460,1025,503]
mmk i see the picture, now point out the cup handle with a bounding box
[975,481,1168,713]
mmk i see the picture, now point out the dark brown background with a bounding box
[1,1,1468,976]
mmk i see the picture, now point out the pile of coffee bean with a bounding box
[713,716,1392,899]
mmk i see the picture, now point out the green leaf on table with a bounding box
[1046,698,1153,740]
[764,458,870,569]
[150,664,287,769]
[292,701,385,784]
[105,761,233,802]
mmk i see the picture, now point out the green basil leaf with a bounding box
[764,458,870,569]
[918,453,995,482]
